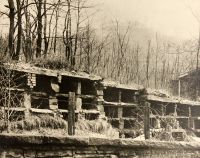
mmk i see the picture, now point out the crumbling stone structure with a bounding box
[2,63,200,139]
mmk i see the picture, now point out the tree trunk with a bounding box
[53,1,59,54]
[15,0,22,60]
[24,0,32,62]
[43,0,48,56]
[136,44,140,85]
[8,0,15,59]
[155,34,158,89]
[196,26,200,100]
[146,40,151,87]
[36,0,42,58]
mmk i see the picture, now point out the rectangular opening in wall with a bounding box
[12,71,27,88]
[194,120,200,129]
[177,104,189,116]
[33,75,54,93]
[60,76,77,93]
[124,132,135,138]
[104,87,119,102]
[124,120,135,129]
[85,113,99,120]
[166,104,175,115]
[104,106,118,118]
[82,98,96,110]
[57,96,68,110]
[109,119,119,128]
[31,96,49,109]
[81,79,96,95]
[123,107,138,118]
[121,89,137,103]
[150,102,165,115]
[177,118,188,129]
[150,118,156,128]
[191,106,200,117]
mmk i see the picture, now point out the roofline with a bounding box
[147,95,200,106]
[102,80,143,91]
[179,68,200,79]
[3,63,102,81]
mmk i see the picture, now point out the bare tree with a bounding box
[154,34,159,89]
[35,0,42,57]
[8,0,15,59]
[15,0,23,60]
[43,0,48,56]
[146,40,151,87]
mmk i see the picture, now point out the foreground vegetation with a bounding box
[0,113,119,138]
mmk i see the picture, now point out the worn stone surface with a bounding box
[0,134,200,157]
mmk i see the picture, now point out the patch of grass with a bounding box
[76,119,119,138]
[39,114,67,129]
[32,55,69,70]
[0,114,68,134]
[23,115,41,131]
[0,120,7,131]
[0,114,118,138]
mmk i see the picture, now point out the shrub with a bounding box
[0,120,7,131]
[23,115,41,131]
[0,114,68,133]
[38,114,67,129]
[32,55,69,70]
[76,119,119,138]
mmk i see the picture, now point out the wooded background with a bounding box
[0,0,199,91]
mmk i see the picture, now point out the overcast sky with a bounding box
[97,0,200,40]
[1,0,200,40]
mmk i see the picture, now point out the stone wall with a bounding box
[0,134,200,158]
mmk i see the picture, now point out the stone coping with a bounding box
[0,134,200,150]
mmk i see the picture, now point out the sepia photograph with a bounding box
[0,0,200,157]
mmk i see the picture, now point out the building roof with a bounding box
[179,68,200,80]
[101,79,144,91]
[3,62,102,81]
[147,89,200,106]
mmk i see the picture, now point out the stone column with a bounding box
[144,102,150,140]
[68,92,76,135]
[23,92,31,118]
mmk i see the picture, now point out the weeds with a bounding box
[0,113,118,138]
[76,118,119,138]
[0,114,68,134]
[32,55,69,70]
[39,114,67,129]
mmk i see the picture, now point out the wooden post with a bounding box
[188,106,194,129]
[144,102,150,139]
[174,104,177,117]
[118,90,124,137]
[49,96,58,116]
[68,92,76,135]
[178,79,181,98]
[118,91,122,120]
[161,104,164,116]
[94,82,105,117]
[96,89,105,115]
[23,92,31,118]
[76,82,82,111]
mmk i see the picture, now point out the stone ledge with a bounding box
[0,134,200,150]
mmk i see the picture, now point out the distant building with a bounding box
[170,69,200,101]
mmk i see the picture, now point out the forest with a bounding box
[0,0,199,91]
